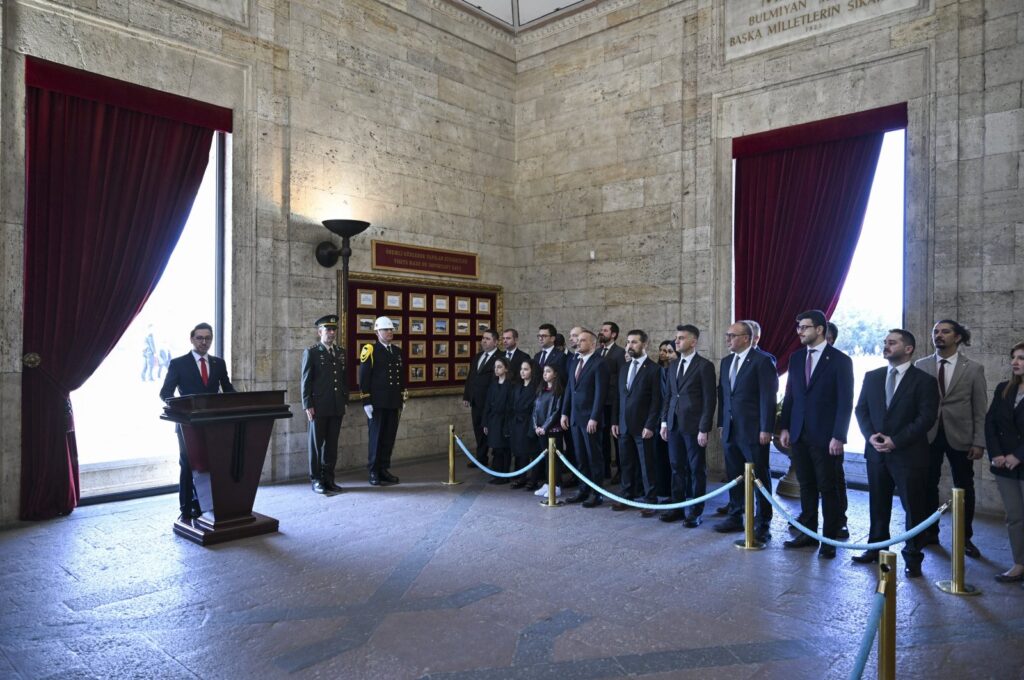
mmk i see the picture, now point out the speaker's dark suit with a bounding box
[779,343,853,538]
[159,352,235,517]
[562,353,608,497]
[854,364,938,566]
[463,350,497,462]
[611,356,662,501]
[718,348,778,526]
[301,343,349,485]
[661,352,717,515]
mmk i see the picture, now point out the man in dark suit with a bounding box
[358,316,405,486]
[159,322,235,523]
[534,323,567,379]
[501,328,531,382]
[561,329,609,507]
[462,328,499,467]
[610,330,662,512]
[915,319,988,557]
[779,310,854,559]
[599,322,628,480]
[716,321,778,540]
[853,329,938,578]
[659,324,717,526]
[300,314,349,495]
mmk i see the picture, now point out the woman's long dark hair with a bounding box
[541,362,564,398]
[518,358,542,395]
[493,355,511,381]
[1003,341,1024,399]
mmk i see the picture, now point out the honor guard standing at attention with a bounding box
[300,315,349,495]
[359,316,406,486]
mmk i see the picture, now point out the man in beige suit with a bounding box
[914,319,988,557]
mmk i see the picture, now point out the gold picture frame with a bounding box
[357,289,377,309]
[433,318,449,335]
[455,363,470,380]
[409,364,426,383]
[409,340,426,358]
[455,318,471,336]
[409,316,427,335]
[433,294,450,313]
[476,298,491,314]
[454,341,471,358]
[432,340,449,358]
[384,291,403,310]
[410,293,427,311]
[433,364,449,380]
[455,296,472,313]
[357,315,376,334]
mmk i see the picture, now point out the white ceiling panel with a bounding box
[518,0,586,25]
[448,0,595,31]
[467,0,514,24]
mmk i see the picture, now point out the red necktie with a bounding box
[938,359,947,398]
[574,358,584,383]
[200,357,209,386]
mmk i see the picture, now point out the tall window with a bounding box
[72,132,230,498]
[829,129,905,452]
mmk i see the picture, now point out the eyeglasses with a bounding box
[537,334,551,338]
[724,333,750,339]
[795,324,815,332]
[193,336,212,343]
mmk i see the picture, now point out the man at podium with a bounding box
[159,323,235,523]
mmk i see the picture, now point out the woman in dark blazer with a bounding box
[985,340,1024,583]
[483,356,514,484]
[531,363,565,493]
[510,359,542,489]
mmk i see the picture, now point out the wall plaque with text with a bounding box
[724,0,919,61]
[371,240,479,279]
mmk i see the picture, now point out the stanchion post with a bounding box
[541,437,563,508]
[442,424,462,486]
[877,551,896,680]
[734,462,765,550]
[936,487,979,595]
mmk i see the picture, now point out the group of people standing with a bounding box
[159,313,1024,586]
[460,315,1024,583]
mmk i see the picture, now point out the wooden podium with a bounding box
[162,390,292,546]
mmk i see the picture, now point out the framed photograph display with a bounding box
[357,289,377,309]
[341,271,502,398]
[384,291,403,310]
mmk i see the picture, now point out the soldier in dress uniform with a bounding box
[359,316,406,486]
[301,314,349,495]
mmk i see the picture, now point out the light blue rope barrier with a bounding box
[848,591,886,680]
[556,451,741,511]
[454,435,547,478]
[755,480,948,550]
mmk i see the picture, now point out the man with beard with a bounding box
[598,322,627,480]
[610,330,661,512]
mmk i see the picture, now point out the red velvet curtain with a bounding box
[733,105,906,375]
[21,63,225,519]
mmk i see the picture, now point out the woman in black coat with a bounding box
[483,356,514,484]
[509,359,542,489]
[986,340,1024,583]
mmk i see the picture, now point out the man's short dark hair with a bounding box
[191,323,213,338]
[503,328,519,340]
[889,328,917,352]
[538,323,557,337]
[602,322,619,337]
[935,319,971,346]
[482,328,498,341]
[826,322,839,342]
[626,329,648,344]
[676,324,700,339]
[796,310,828,331]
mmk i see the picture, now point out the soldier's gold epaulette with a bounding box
[360,343,374,365]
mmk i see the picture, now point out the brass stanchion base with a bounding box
[441,480,463,486]
[733,538,766,550]
[935,580,981,596]
[540,500,565,508]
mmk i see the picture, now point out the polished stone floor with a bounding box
[2,457,1024,679]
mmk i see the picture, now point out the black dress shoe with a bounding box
[904,564,922,578]
[964,540,981,559]
[582,496,603,508]
[510,479,526,489]
[368,473,382,486]
[312,480,327,494]
[851,551,879,564]
[837,526,850,539]
[488,477,509,485]
[525,481,540,491]
[715,504,729,515]
[563,478,579,488]
[684,515,703,528]
[177,513,195,524]
[713,518,744,533]
[755,527,771,543]
[818,544,837,559]
[324,480,344,493]
[610,502,630,512]
[994,571,1024,583]
[640,509,658,518]
[783,534,819,550]
[565,493,588,504]
[660,509,686,523]
[380,470,400,484]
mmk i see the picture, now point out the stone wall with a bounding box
[0,0,1021,524]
